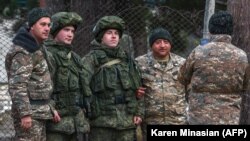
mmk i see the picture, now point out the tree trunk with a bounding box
[227,0,250,59]
[227,0,250,124]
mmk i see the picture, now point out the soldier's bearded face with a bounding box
[30,17,51,44]
[54,26,75,45]
[101,29,119,48]
[152,39,171,59]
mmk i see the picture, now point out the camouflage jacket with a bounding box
[5,27,53,120]
[81,40,143,129]
[135,52,187,125]
[178,34,249,124]
[44,39,90,134]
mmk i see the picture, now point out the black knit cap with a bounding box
[148,27,172,47]
[209,11,233,35]
[28,7,50,27]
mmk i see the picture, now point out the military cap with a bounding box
[148,27,172,47]
[209,11,233,35]
[51,12,83,37]
[28,7,50,27]
[93,15,125,42]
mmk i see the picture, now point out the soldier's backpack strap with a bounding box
[96,59,121,73]
[41,45,55,74]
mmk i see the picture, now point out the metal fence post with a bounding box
[201,0,215,45]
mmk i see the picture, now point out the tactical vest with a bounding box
[48,47,84,116]
[90,49,141,117]
[45,44,90,134]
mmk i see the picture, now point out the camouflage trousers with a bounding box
[13,118,46,141]
[46,132,77,141]
[89,127,135,141]
[142,123,147,141]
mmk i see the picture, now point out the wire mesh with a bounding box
[0,1,205,139]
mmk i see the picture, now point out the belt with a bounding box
[30,99,50,105]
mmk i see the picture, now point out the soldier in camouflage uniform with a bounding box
[135,27,187,140]
[81,16,144,141]
[5,8,60,141]
[44,12,90,141]
[178,11,249,125]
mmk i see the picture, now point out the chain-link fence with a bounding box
[0,18,15,141]
[0,1,204,140]
[45,0,204,58]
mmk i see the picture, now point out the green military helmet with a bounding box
[51,12,83,37]
[93,15,125,42]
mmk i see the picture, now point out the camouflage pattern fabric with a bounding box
[135,52,187,140]
[89,127,134,141]
[5,44,54,119]
[46,132,78,141]
[44,39,90,137]
[46,112,89,141]
[13,119,46,141]
[178,34,249,125]
[50,12,83,36]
